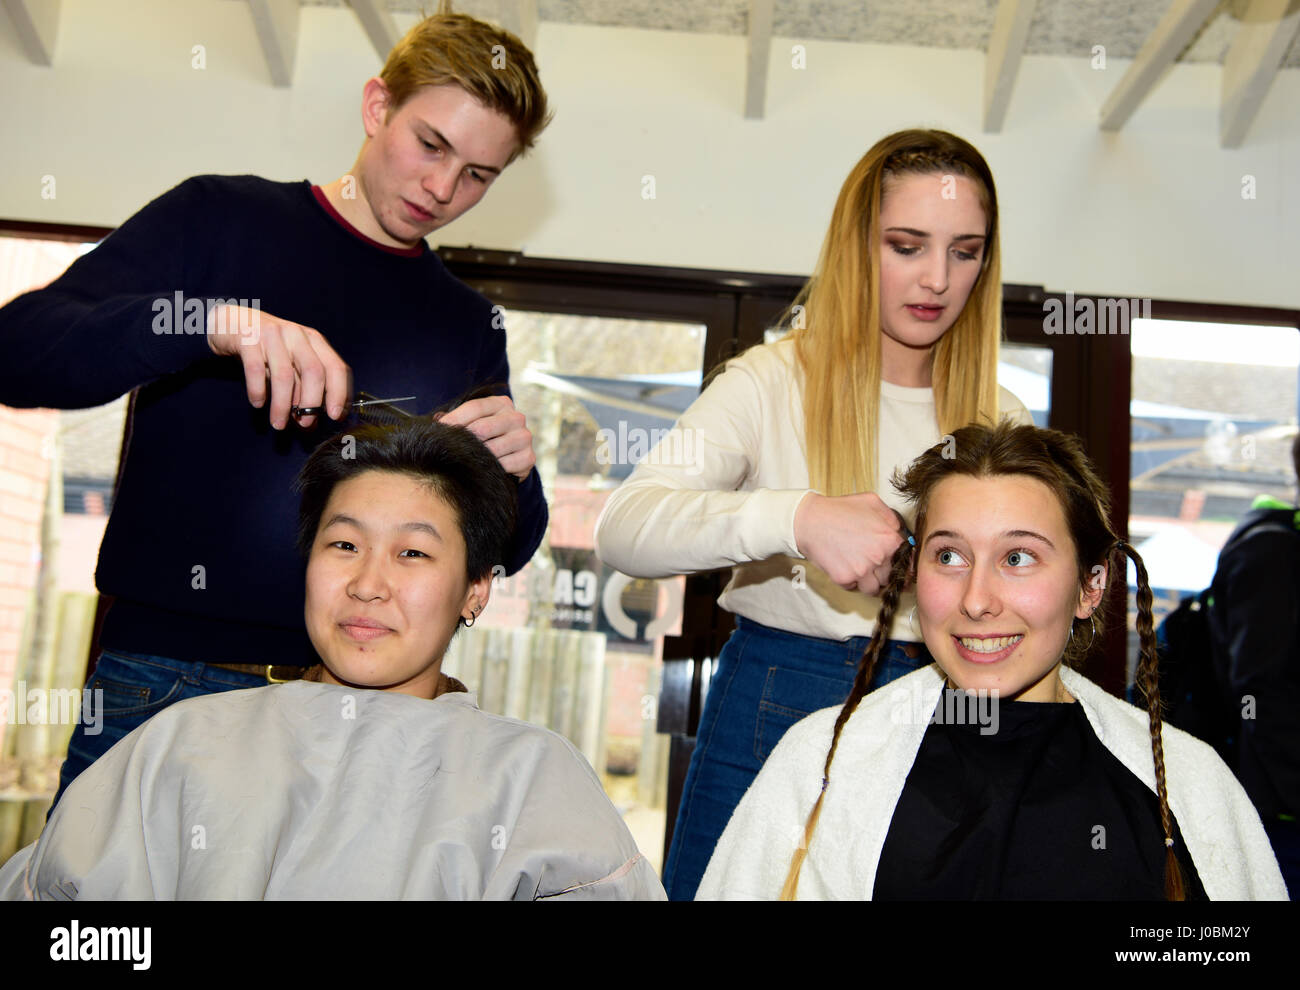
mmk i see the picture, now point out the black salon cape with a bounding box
[873,693,1206,899]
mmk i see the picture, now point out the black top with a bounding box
[0,176,548,665]
[1207,503,1300,821]
[873,691,1207,900]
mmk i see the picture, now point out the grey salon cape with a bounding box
[0,681,666,900]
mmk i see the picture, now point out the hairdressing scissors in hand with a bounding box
[291,392,417,421]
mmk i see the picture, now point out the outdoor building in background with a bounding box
[1126,319,1300,683]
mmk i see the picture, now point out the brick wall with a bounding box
[0,407,56,751]
[0,237,89,751]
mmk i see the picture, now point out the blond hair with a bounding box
[380,6,551,156]
[790,129,1003,496]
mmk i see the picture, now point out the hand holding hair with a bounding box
[792,491,906,597]
[436,393,536,481]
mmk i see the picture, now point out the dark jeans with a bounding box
[663,615,931,900]
[51,649,270,813]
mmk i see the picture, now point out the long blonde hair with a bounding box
[790,129,1004,496]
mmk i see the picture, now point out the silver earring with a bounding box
[908,605,919,637]
[1068,615,1097,649]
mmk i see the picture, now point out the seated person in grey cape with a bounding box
[0,417,665,900]
[699,422,1287,901]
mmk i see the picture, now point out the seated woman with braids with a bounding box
[698,422,1287,900]
[1,418,664,900]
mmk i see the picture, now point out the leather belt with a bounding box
[205,663,308,683]
[203,664,469,695]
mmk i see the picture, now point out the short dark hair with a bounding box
[294,417,517,583]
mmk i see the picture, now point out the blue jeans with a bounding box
[663,616,932,900]
[51,649,271,813]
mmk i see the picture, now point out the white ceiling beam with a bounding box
[744,0,774,119]
[1098,0,1220,131]
[983,0,1038,133]
[347,0,402,62]
[1220,0,1300,147]
[497,0,537,52]
[1,0,60,66]
[247,0,300,88]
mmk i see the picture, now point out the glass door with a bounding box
[438,269,736,875]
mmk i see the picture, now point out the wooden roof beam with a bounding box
[744,0,774,119]
[1099,0,1220,131]
[347,0,401,62]
[1220,0,1300,147]
[496,0,537,52]
[1,0,60,66]
[247,0,300,87]
[983,0,1038,133]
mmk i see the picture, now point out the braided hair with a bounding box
[780,421,1185,900]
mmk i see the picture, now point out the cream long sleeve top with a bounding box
[697,664,1289,900]
[593,337,1032,642]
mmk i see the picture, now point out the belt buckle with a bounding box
[265,665,291,684]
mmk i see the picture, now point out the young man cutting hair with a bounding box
[0,7,552,809]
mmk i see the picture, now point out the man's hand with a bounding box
[793,491,908,597]
[206,304,352,430]
[437,394,535,481]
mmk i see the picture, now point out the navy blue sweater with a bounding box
[0,175,547,665]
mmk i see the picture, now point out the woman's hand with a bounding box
[793,492,906,596]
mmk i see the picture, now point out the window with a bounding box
[439,308,708,873]
[1126,317,1299,684]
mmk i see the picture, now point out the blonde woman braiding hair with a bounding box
[595,130,1028,901]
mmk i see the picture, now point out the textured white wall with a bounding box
[0,0,1296,309]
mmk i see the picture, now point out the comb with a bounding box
[291,392,416,425]
[354,391,415,427]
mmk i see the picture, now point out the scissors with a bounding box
[290,393,417,420]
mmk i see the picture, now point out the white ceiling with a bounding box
[3,0,1296,145]
[300,0,1300,68]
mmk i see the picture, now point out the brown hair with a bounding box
[379,4,551,157]
[781,421,1186,901]
[788,129,1004,497]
